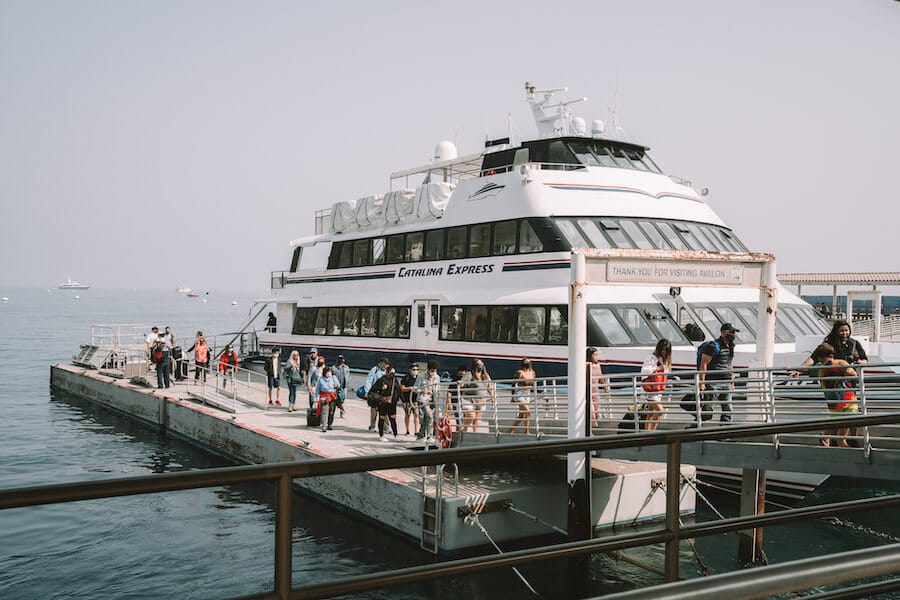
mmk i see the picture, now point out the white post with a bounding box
[874,291,883,342]
[755,259,777,369]
[568,251,588,475]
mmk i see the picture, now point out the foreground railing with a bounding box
[3,414,900,600]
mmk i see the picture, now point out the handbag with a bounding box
[679,393,713,421]
[642,370,666,393]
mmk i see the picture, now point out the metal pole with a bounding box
[274,473,293,599]
[664,440,681,582]
[755,258,777,369]
[567,251,592,589]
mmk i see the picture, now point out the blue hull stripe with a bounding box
[286,272,396,284]
[502,261,569,272]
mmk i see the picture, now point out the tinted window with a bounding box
[342,308,360,336]
[490,307,516,342]
[517,307,545,344]
[493,221,517,255]
[352,239,370,266]
[442,307,465,340]
[379,307,398,337]
[338,243,352,268]
[313,309,327,335]
[447,227,467,258]
[519,221,543,253]
[577,219,612,248]
[398,307,411,337]
[386,235,405,263]
[469,224,491,258]
[588,308,631,345]
[327,308,342,335]
[372,238,386,264]
[548,307,568,343]
[405,232,424,262]
[467,307,489,341]
[424,230,445,260]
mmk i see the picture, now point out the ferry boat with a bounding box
[58,276,90,290]
[257,82,835,378]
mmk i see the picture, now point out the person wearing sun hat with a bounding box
[698,322,739,423]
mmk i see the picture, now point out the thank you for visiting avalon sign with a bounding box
[605,259,744,286]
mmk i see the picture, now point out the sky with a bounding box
[1,0,899,294]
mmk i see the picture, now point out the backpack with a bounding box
[151,342,164,363]
[695,339,721,370]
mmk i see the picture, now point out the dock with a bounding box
[50,362,695,555]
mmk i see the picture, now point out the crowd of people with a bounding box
[145,316,870,448]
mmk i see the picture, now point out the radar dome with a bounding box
[434,140,458,162]
[572,117,587,135]
[591,120,605,137]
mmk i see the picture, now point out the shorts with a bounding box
[267,376,280,389]
[828,405,858,414]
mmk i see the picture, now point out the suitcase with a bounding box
[174,359,188,381]
[306,408,321,427]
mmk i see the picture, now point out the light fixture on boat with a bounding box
[591,119,605,137]
[700,187,710,196]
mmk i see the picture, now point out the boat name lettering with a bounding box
[397,264,495,278]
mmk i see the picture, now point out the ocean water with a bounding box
[1,287,898,599]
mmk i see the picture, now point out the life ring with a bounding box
[437,416,453,449]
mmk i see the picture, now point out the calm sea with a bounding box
[0,287,897,599]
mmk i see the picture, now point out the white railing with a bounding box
[428,363,900,453]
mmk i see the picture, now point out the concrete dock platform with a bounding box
[50,362,695,554]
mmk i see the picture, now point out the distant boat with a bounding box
[231,301,238,306]
[58,276,90,290]
[73,295,80,300]
[1,297,8,302]
[176,286,191,293]
[186,293,199,298]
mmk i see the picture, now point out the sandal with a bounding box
[818,437,830,447]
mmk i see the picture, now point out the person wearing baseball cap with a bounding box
[697,322,739,423]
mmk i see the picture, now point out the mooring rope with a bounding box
[658,480,713,576]
[464,512,542,598]
[506,503,567,536]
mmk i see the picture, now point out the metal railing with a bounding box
[3,414,900,599]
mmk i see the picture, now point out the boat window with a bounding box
[587,307,632,345]
[352,239,370,266]
[447,227,468,259]
[398,307,411,337]
[379,308,398,337]
[694,307,722,339]
[674,223,703,250]
[467,307,489,341]
[441,307,465,340]
[313,309,327,336]
[789,306,828,335]
[327,307,342,335]
[416,304,426,328]
[607,146,634,169]
[545,140,579,170]
[386,234,405,263]
[359,308,376,336]
[624,149,650,172]
[656,222,688,250]
[577,219,612,248]
[290,247,302,273]
[338,243,352,268]
[430,305,439,328]
[712,307,751,343]
[469,223,491,258]
[638,221,672,250]
[643,306,690,344]
[567,142,603,167]
[519,220,544,253]
[600,219,631,248]
[490,306,516,343]
[695,225,726,252]
[372,238,386,265]
[517,307,546,344]
[616,307,657,344]
[620,220,653,249]
[548,306,568,344]
[292,308,317,336]
[405,232,424,262]
[342,308,360,336]
[424,230,445,260]
[556,220,589,248]
[493,221,517,255]
[779,307,807,338]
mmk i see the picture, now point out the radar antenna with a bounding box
[525,81,587,138]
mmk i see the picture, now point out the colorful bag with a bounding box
[642,368,666,393]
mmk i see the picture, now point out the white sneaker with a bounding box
[379,436,389,442]
[426,436,436,444]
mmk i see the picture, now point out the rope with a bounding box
[658,480,713,576]
[506,503,567,536]
[465,512,542,598]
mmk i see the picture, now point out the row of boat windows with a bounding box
[287,302,828,347]
[292,306,411,338]
[321,217,746,271]
[481,138,663,174]
[557,218,747,253]
[327,219,548,269]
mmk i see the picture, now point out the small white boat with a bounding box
[177,286,192,293]
[1,297,8,302]
[58,276,90,290]
[73,295,80,300]
[231,301,238,306]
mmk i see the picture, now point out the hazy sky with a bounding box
[2,1,898,293]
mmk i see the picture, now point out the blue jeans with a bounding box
[706,380,732,422]
[156,357,171,389]
[287,382,298,407]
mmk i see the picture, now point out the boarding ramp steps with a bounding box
[420,463,459,554]
[429,364,900,482]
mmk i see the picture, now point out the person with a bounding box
[368,367,400,441]
[188,334,210,382]
[265,312,277,333]
[264,348,282,406]
[448,365,470,432]
[332,355,351,419]
[145,326,159,371]
[587,347,611,427]
[465,359,494,432]
[809,343,859,447]
[698,323,738,423]
[365,358,390,432]
[303,348,319,385]
[509,358,536,434]
[283,350,303,412]
[798,320,869,369]
[416,359,440,442]
[640,339,672,431]
[307,356,325,409]
[218,344,239,389]
[163,326,176,348]
[313,365,339,432]
[399,364,421,435]
[152,332,172,389]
